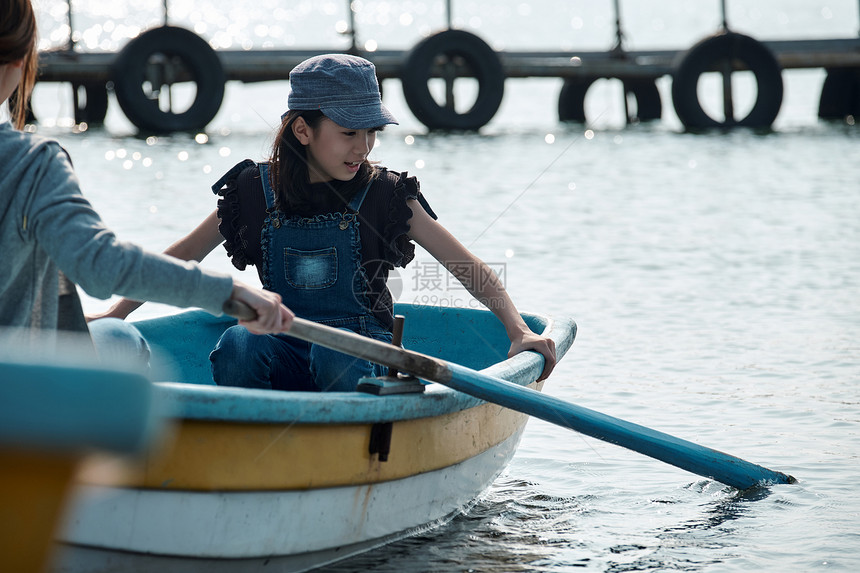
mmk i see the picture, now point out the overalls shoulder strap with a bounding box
[347,179,373,213]
[257,162,277,209]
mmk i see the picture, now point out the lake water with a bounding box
[26,0,860,571]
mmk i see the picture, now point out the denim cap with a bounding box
[287,54,398,129]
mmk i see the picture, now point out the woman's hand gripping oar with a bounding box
[223,300,795,490]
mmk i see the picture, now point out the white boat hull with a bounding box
[56,431,521,572]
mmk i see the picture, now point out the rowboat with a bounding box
[53,303,578,572]
[0,335,159,573]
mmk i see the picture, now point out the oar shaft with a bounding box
[288,316,451,382]
[445,362,795,489]
[223,301,795,489]
[225,301,451,381]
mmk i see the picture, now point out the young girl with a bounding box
[94,53,556,390]
[0,0,292,351]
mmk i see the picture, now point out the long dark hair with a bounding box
[268,110,376,213]
[1,0,38,129]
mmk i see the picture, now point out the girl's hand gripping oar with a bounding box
[223,300,795,490]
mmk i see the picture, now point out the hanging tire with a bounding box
[558,77,594,122]
[558,76,662,123]
[818,67,860,120]
[401,29,505,130]
[671,32,783,129]
[72,82,108,125]
[623,78,662,122]
[111,26,225,133]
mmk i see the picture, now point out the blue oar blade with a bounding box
[445,363,795,490]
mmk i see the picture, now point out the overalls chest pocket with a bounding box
[284,247,338,289]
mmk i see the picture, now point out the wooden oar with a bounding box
[224,301,795,489]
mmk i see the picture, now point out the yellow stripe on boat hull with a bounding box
[91,382,542,491]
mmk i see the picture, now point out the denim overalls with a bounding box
[210,163,392,391]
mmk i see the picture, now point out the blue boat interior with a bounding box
[134,303,548,387]
[126,303,576,424]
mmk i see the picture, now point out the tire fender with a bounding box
[111,26,225,133]
[818,67,860,120]
[558,76,662,123]
[671,32,783,129]
[401,30,505,131]
[72,82,108,125]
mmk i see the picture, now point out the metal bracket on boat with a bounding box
[368,422,393,461]
[356,314,426,396]
[356,374,426,395]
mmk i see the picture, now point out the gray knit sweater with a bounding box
[0,121,233,331]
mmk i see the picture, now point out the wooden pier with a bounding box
[39,38,860,83]
[34,0,860,132]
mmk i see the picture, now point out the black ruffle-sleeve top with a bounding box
[213,161,437,329]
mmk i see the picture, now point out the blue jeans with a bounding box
[209,318,392,392]
[88,318,151,375]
